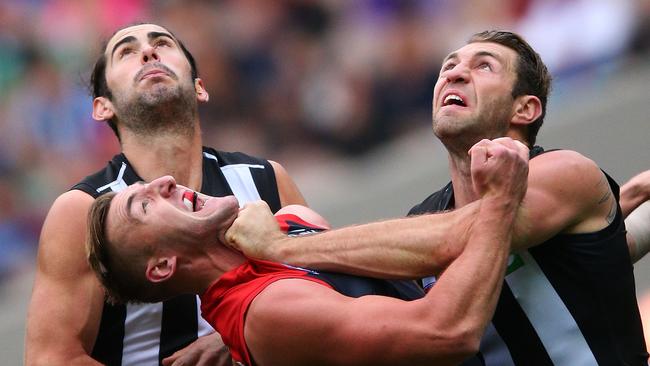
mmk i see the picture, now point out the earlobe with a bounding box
[92,97,115,122]
[145,256,177,283]
[194,78,209,103]
[511,95,542,126]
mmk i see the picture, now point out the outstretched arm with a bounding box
[227,199,478,279]
[620,170,650,217]
[243,139,529,365]
[625,201,650,263]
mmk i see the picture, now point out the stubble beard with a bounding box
[433,96,512,157]
[113,80,197,138]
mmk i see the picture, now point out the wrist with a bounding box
[264,234,293,262]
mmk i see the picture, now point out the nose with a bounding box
[141,44,160,64]
[442,63,469,84]
[147,176,176,197]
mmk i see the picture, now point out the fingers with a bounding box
[224,200,279,258]
[469,138,529,163]
[469,138,529,200]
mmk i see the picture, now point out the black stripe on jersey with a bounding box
[158,295,199,365]
[308,271,424,300]
[201,157,235,198]
[91,303,126,366]
[529,211,648,365]
[461,352,486,366]
[250,161,280,212]
[490,285,553,365]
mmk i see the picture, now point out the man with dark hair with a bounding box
[226,30,649,365]
[25,23,306,366]
[86,136,530,366]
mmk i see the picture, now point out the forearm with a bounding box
[626,201,650,263]
[422,196,515,350]
[620,171,650,217]
[267,202,480,279]
[25,278,104,366]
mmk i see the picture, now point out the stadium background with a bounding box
[0,0,648,363]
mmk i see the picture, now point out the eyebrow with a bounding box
[110,31,177,60]
[442,50,504,64]
[474,50,502,63]
[442,52,458,65]
[111,35,136,60]
[125,181,147,220]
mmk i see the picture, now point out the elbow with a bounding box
[447,328,481,361]
[423,325,482,364]
[25,347,98,366]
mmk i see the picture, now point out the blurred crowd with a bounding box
[0,0,649,281]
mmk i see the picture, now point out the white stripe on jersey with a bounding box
[97,162,129,193]
[122,303,163,366]
[99,157,267,365]
[102,172,166,365]
[479,323,516,365]
[196,296,214,337]
[220,164,265,207]
[501,250,597,366]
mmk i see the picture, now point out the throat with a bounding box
[122,136,204,189]
[448,156,477,207]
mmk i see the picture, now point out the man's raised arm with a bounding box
[226,138,526,279]
[241,139,529,365]
[226,197,478,279]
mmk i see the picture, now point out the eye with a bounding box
[118,47,134,59]
[477,62,492,71]
[442,63,456,72]
[154,39,171,48]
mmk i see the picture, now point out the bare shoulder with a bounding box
[529,150,606,199]
[521,149,614,241]
[244,279,347,365]
[269,160,307,207]
[530,150,601,180]
[246,278,338,327]
[38,190,96,274]
[26,189,105,365]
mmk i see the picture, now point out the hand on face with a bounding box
[469,137,529,203]
[224,201,288,261]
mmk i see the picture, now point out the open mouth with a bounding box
[182,191,199,212]
[443,94,467,107]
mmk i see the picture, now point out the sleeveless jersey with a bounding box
[201,215,425,366]
[72,147,282,366]
[409,146,648,365]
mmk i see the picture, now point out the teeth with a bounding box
[183,197,193,211]
[444,94,463,105]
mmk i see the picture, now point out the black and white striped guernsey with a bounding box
[72,147,282,366]
[409,146,648,366]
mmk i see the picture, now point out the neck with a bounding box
[444,129,529,208]
[447,151,476,208]
[193,244,247,294]
[120,124,204,190]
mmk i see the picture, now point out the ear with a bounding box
[92,96,115,122]
[194,78,209,103]
[511,95,542,126]
[145,256,177,283]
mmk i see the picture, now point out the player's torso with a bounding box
[74,148,281,366]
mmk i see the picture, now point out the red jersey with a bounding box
[199,214,331,366]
